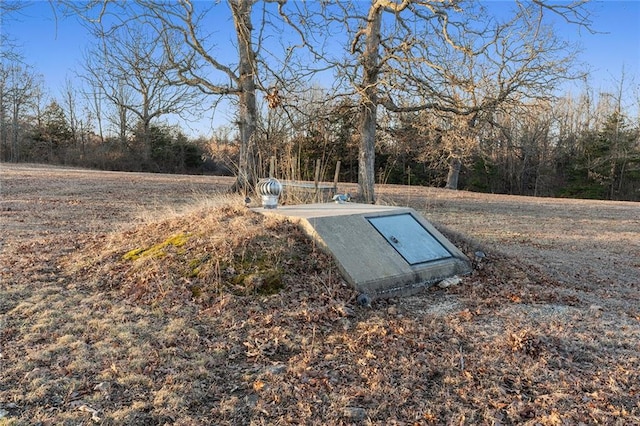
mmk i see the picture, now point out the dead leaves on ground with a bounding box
[2,203,639,424]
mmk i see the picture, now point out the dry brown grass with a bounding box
[1,164,638,425]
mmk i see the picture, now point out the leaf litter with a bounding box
[0,164,638,425]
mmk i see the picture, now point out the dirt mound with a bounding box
[66,204,354,306]
[65,202,569,311]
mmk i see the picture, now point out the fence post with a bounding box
[333,160,341,193]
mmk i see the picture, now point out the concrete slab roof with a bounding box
[254,202,405,218]
[254,202,471,299]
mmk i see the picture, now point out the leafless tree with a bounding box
[60,78,96,159]
[59,0,595,199]
[60,78,80,146]
[78,21,204,163]
[0,63,42,162]
[82,84,105,145]
[0,1,30,63]
[63,0,309,192]
[1,2,38,161]
[79,53,131,149]
[300,0,591,201]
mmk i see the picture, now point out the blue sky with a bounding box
[562,1,640,91]
[2,1,639,135]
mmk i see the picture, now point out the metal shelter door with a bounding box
[367,213,452,265]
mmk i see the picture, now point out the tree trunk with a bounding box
[608,156,617,200]
[445,157,462,190]
[359,104,377,203]
[142,119,151,165]
[118,103,127,148]
[230,0,257,195]
[357,5,383,204]
[0,89,6,161]
[11,102,20,162]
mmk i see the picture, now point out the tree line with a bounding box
[1,0,638,201]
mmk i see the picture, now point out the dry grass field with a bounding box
[1,163,638,425]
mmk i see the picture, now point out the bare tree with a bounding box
[301,1,590,201]
[80,54,131,149]
[82,84,105,145]
[0,65,9,160]
[60,78,95,159]
[63,0,309,192]
[60,78,79,147]
[78,21,205,164]
[0,1,30,62]
[0,63,42,162]
[0,1,37,161]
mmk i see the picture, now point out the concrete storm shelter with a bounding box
[255,203,472,299]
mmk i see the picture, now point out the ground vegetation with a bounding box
[1,164,638,424]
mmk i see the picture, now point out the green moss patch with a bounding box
[122,233,191,261]
[75,205,336,306]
